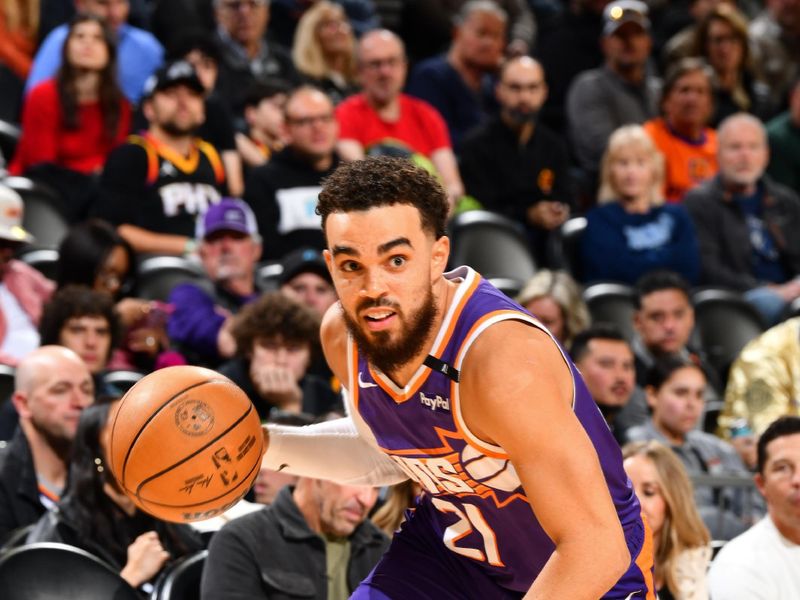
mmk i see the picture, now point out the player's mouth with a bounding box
[363,309,396,331]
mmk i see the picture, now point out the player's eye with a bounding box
[389,256,406,268]
[340,260,360,272]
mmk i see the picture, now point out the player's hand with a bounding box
[120,531,170,588]
[250,362,303,412]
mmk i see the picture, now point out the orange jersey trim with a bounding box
[635,511,657,600]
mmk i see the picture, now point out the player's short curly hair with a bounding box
[231,291,321,357]
[317,156,448,240]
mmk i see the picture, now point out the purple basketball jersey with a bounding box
[349,267,653,596]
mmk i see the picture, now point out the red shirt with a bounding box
[335,93,451,158]
[10,79,131,176]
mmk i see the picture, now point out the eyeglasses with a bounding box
[361,56,404,71]
[219,0,266,11]
[285,113,335,127]
[708,34,739,46]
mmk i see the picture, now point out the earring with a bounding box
[94,457,104,473]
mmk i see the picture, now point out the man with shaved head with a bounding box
[335,29,465,211]
[0,346,94,543]
[684,112,800,324]
[459,56,571,266]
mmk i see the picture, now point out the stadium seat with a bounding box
[692,288,766,384]
[0,120,20,165]
[448,210,536,286]
[556,216,587,280]
[583,282,637,341]
[151,550,208,600]
[16,248,59,280]
[486,277,523,299]
[2,176,69,249]
[255,261,283,292]
[102,370,144,396]
[0,542,139,600]
[135,256,212,302]
[0,363,15,407]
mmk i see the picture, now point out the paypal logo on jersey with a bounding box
[420,392,450,412]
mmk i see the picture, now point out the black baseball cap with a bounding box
[279,247,332,285]
[142,60,205,99]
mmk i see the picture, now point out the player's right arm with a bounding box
[259,303,408,486]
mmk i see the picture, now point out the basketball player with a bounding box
[261,157,654,598]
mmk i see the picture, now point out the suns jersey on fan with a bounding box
[348,266,652,594]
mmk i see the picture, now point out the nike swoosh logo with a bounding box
[358,371,378,388]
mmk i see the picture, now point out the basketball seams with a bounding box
[115,378,231,488]
[133,400,256,499]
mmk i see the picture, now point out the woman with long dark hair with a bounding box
[9,13,131,219]
[27,400,204,592]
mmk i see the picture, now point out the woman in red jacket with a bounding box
[10,13,131,219]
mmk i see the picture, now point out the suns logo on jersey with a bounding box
[388,442,522,503]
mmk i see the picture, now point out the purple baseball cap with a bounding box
[196,198,259,240]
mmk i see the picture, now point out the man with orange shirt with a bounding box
[643,57,717,202]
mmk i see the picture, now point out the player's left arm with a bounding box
[460,320,630,599]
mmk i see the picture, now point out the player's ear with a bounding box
[431,235,450,276]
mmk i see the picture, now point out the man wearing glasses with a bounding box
[245,86,340,260]
[214,0,299,118]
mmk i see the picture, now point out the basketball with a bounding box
[108,366,264,523]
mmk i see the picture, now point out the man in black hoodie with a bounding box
[244,85,340,260]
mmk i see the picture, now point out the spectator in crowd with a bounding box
[683,113,800,325]
[26,0,163,105]
[292,1,359,106]
[721,316,800,440]
[566,0,661,186]
[688,4,774,126]
[168,198,261,367]
[0,186,53,366]
[27,400,204,593]
[56,219,170,371]
[251,411,314,507]
[10,13,131,223]
[0,346,93,544]
[459,56,571,266]
[709,416,800,598]
[622,440,711,600]
[644,58,718,202]
[406,0,506,150]
[625,355,754,538]
[38,286,120,389]
[95,60,227,256]
[201,458,387,599]
[245,85,339,259]
[516,270,590,349]
[570,324,647,443]
[726,418,759,472]
[169,30,245,197]
[335,29,464,211]
[631,271,721,395]
[278,247,338,317]
[371,480,421,537]
[580,125,700,285]
[269,0,379,49]
[766,77,800,196]
[219,291,340,418]
[213,0,299,119]
[0,0,40,120]
[237,81,290,170]
[398,0,536,65]
[659,0,731,67]
[748,0,800,106]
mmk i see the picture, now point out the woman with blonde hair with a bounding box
[622,440,711,600]
[371,480,421,537]
[292,1,359,105]
[516,270,590,348]
[579,124,700,285]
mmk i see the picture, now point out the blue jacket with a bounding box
[26,23,163,104]
[581,202,700,284]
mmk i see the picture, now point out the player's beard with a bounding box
[342,288,438,377]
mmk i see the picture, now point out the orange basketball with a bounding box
[108,366,263,523]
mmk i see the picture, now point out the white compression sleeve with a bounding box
[262,415,409,486]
